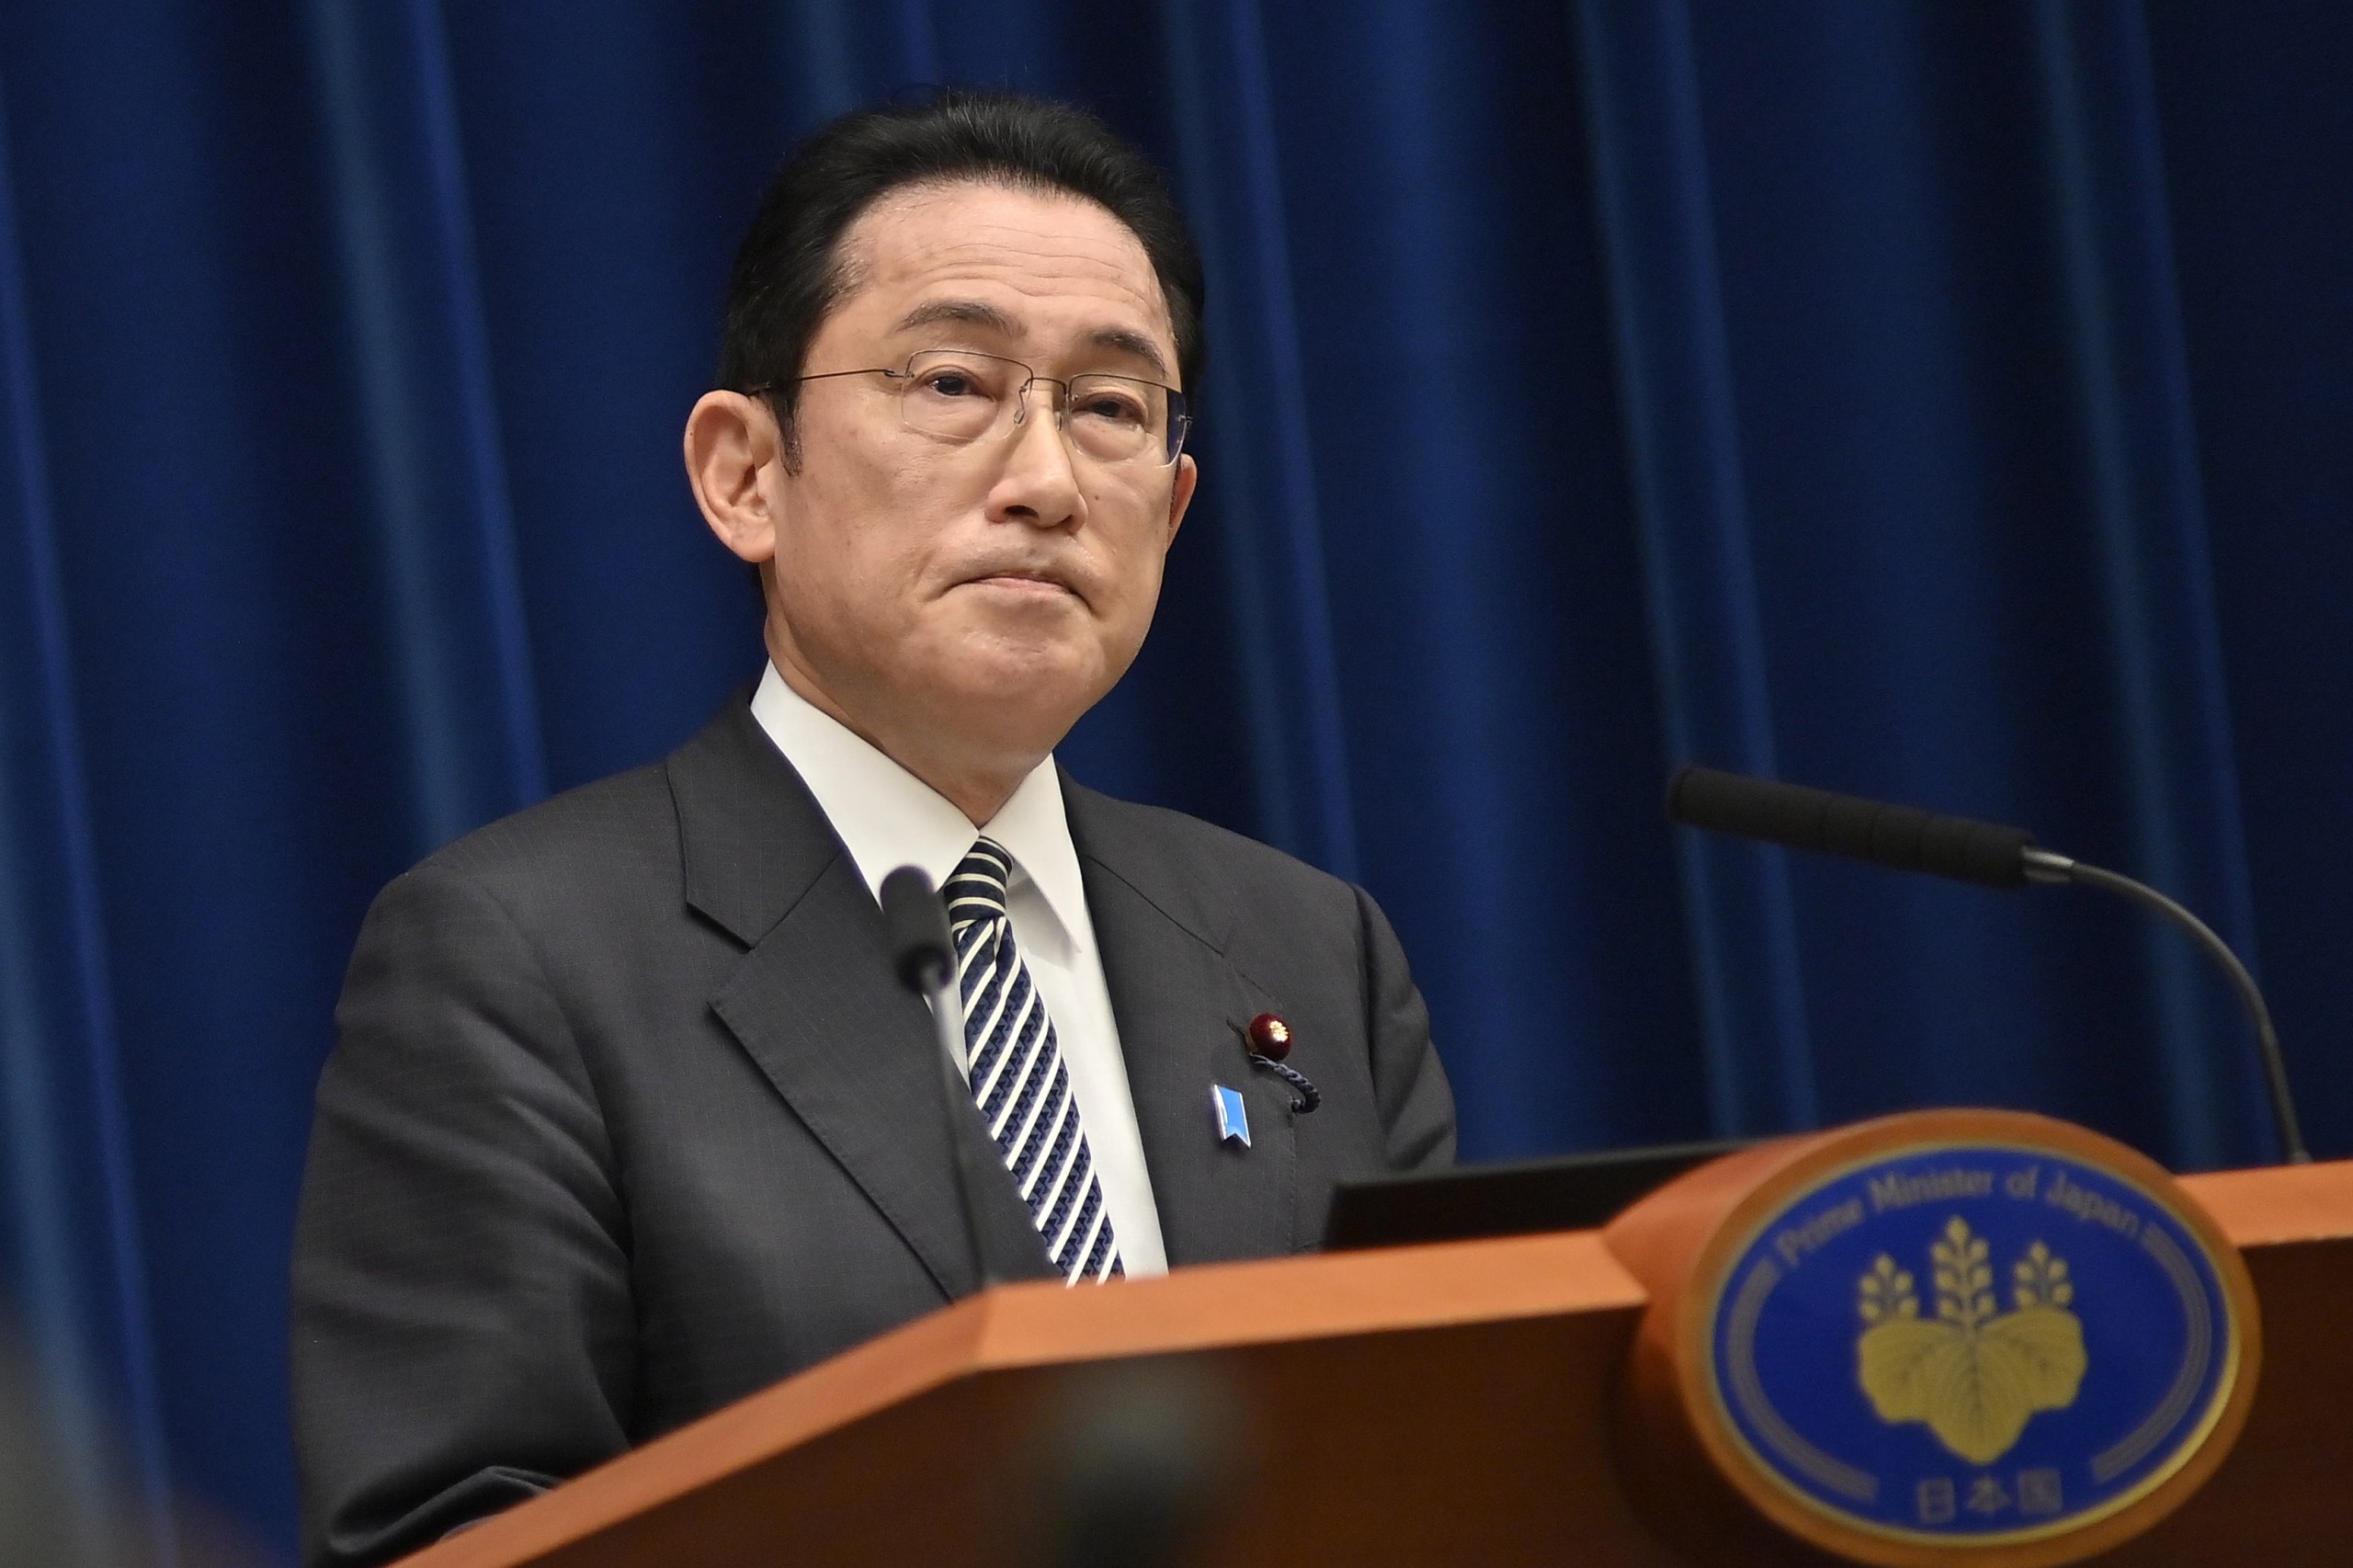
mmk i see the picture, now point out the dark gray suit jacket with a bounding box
[291,697,1455,1567]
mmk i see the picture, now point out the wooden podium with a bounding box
[392,1145,2353,1568]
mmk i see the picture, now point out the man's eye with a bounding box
[923,372,981,397]
[1075,393,1145,425]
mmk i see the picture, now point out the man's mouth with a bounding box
[965,567,1078,598]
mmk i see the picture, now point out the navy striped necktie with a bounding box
[943,837,1122,1284]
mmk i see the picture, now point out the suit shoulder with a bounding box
[1063,781,1358,914]
[396,759,680,909]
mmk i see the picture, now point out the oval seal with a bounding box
[1632,1113,2263,1566]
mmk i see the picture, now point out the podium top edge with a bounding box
[2183,1158,2353,1248]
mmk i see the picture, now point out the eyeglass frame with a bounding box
[756,347,1192,467]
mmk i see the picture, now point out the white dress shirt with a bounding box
[749,663,1169,1277]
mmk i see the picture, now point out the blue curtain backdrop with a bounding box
[0,0,2347,1558]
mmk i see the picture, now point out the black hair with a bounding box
[720,89,1205,452]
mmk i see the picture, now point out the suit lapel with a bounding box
[670,702,1051,1300]
[1065,778,1300,1267]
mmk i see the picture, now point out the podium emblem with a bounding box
[1855,1219,2086,1465]
[1695,1135,2254,1562]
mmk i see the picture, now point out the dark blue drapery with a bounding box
[2,2,2347,1559]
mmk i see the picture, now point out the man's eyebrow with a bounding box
[892,300,1174,381]
[892,298,1024,338]
[1089,326,1171,381]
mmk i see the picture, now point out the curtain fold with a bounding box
[0,1,2345,1557]
[1154,0,1362,881]
[1574,0,1817,1137]
[306,0,546,850]
[0,67,173,1562]
[2030,0,2265,1167]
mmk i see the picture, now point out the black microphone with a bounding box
[1665,766,2310,1165]
[882,864,955,992]
[1665,764,2035,889]
[1037,1358,1238,1568]
[881,865,1008,1288]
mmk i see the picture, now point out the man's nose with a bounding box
[989,389,1085,528]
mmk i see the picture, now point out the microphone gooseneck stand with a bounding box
[880,864,1008,1290]
[2020,846,2306,1165]
[1665,766,2312,1165]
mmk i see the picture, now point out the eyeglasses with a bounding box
[779,348,1190,467]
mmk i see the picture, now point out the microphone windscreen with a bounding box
[880,865,955,993]
[1665,767,2034,890]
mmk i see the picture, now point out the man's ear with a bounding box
[684,392,783,563]
[1165,451,1199,546]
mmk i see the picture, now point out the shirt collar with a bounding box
[747,664,1090,955]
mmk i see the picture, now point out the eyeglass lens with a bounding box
[892,349,1185,464]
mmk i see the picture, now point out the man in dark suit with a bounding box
[291,91,1453,1568]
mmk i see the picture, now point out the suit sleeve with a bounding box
[292,863,634,1568]
[1353,884,1457,1173]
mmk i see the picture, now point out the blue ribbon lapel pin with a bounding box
[1212,1084,1251,1147]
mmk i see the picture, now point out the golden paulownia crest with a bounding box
[1856,1217,2088,1465]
